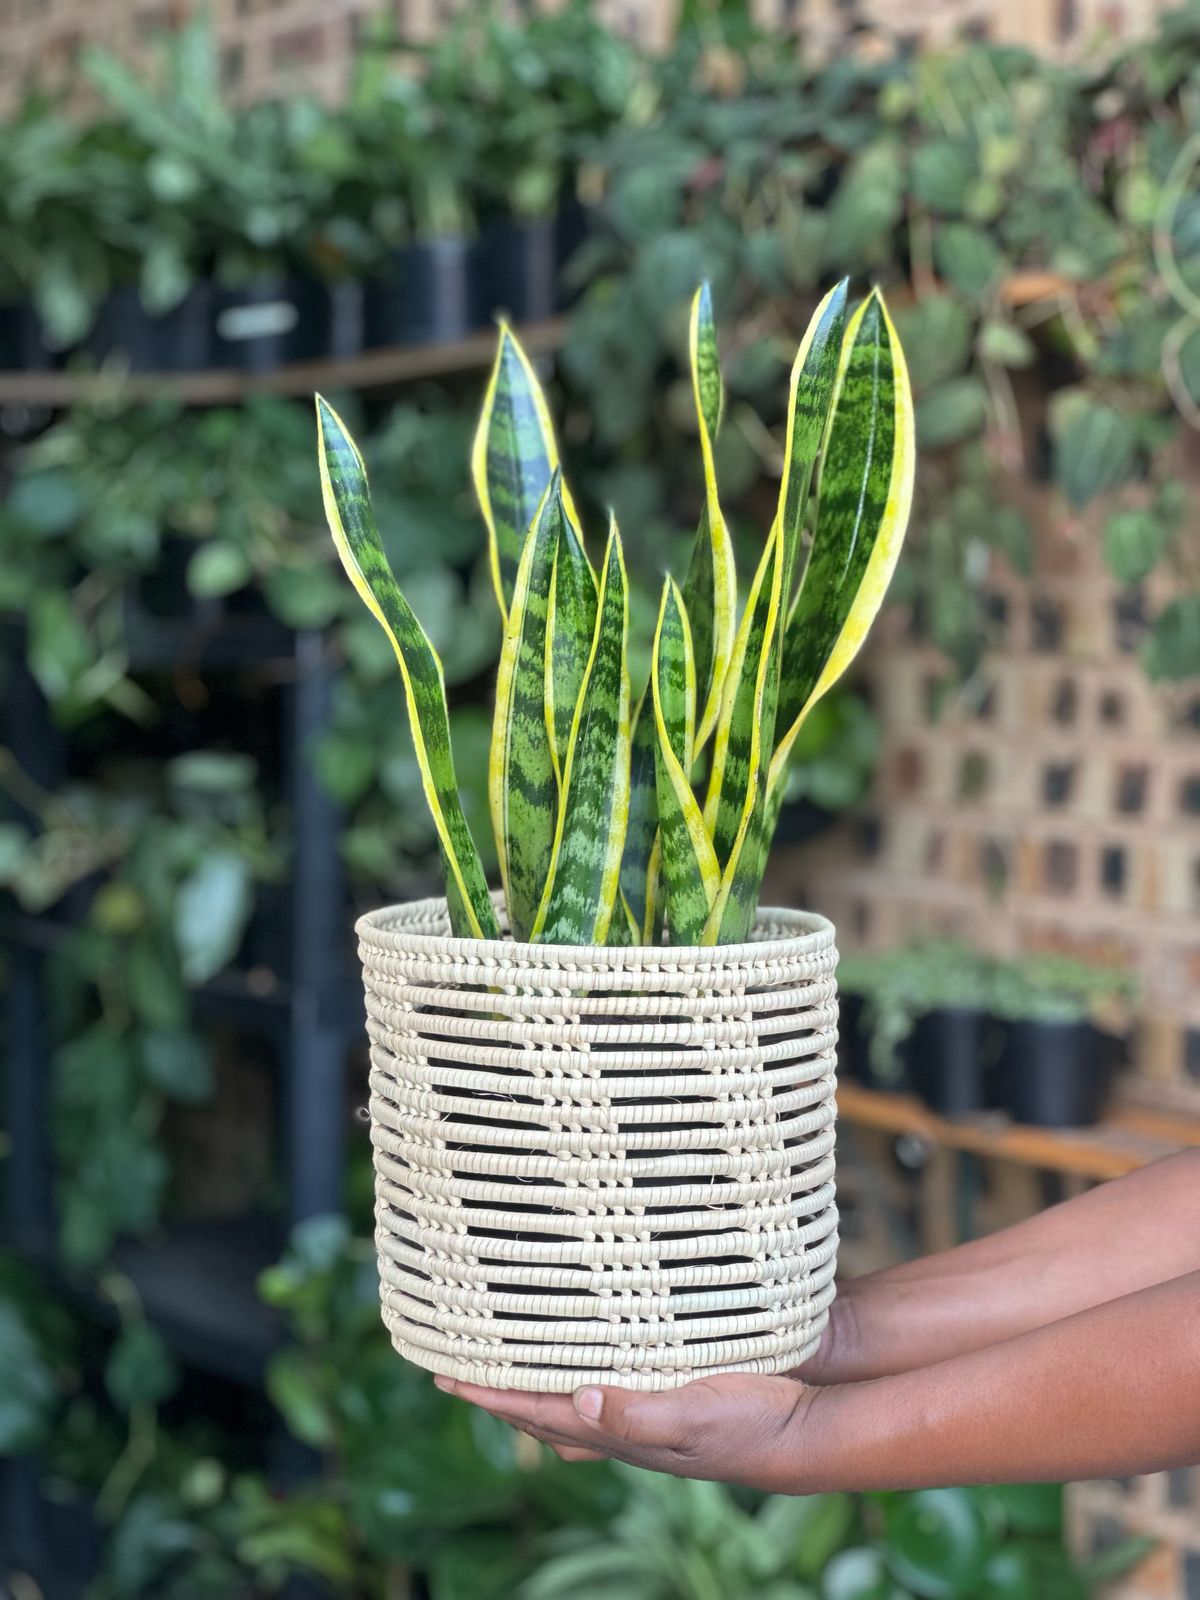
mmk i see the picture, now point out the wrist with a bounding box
[769,1378,854,1494]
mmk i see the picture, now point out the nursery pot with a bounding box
[358,895,840,1392]
[362,238,478,349]
[837,992,912,1094]
[90,284,213,372]
[553,196,592,308]
[212,277,333,372]
[1002,1019,1113,1128]
[0,301,59,370]
[908,1008,992,1118]
[476,216,557,324]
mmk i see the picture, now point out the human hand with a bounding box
[433,1371,827,1492]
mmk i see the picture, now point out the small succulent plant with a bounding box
[315,280,914,946]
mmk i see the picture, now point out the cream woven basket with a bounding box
[358,894,840,1393]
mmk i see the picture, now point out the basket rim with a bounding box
[356,892,835,967]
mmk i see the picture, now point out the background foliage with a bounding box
[3,1,1198,1592]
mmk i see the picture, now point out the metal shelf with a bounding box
[0,317,566,407]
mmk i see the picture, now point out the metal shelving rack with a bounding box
[0,323,566,1596]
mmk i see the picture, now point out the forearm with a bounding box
[818,1150,1200,1381]
[800,1270,1200,1492]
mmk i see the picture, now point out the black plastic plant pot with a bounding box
[212,277,334,373]
[553,196,592,307]
[772,796,835,846]
[0,301,60,370]
[361,238,478,349]
[90,284,213,372]
[907,1008,991,1118]
[1002,1019,1113,1128]
[838,992,913,1094]
[477,216,557,324]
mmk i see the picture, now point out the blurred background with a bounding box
[0,0,1198,1596]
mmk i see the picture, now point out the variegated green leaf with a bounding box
[770,289,915,802]
[489,473,563,942]
[652,579,717,945]
[545,513,598,782]
[685,282,737,752]
[616,283,731,934]
[533,524,631,946]
[316,395,498,941]
[471,323,584,624]
[703,527,783,871]
[776,278,850,607]
[703,526,784,945]
[618,693,658,937]
[607,892,639,947]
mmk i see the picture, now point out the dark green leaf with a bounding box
[105,1321,179,1412]
[1142,595,1200,680]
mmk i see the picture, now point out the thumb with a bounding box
[571,1378,728,1449]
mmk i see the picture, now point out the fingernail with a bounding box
[574,1387,603,1421]
[434,1376,455,1394]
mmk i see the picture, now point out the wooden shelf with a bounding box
[0,316,567,407]
[836,1080,1200,1181]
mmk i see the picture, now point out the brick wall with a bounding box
[0,0,1180,112]
[772,464,1200,1113]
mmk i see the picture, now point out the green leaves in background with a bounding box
[1051,393,1138,509]
[316,394,499,940]
[534,525,631,945]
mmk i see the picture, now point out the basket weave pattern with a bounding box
[358,896,840,1392]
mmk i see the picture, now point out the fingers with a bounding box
[432,1370,811,1489]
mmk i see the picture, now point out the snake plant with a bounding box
[315,280,914,946]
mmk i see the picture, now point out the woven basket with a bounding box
[358,894,840,1392]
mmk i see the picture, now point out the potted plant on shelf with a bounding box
[353,63,482,352]
[82,24,345,374]
[989,953,1139,1128]
[837,939,998,1114]
[456,13,563,327]
[315,277,914,1390]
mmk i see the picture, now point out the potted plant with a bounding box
[837,940,998,1114]
[354,65,482,352]
[316,277,914,1389]
[989,953,1138,1128]
[83,28,341,373]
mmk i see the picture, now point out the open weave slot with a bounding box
[360,895,839,1392]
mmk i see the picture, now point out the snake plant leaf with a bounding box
[704,524,784,871]
[607,891,640,947]
[315,395,499,941]
[777,278,850,607]
[472,323,584,625]
[545,512,598,782]
[652,579,718,945]
[618,693,658,938]
[703,526,784,945]
[533,522,631,946]
[617,282,731,932]
[489,473,563,942]
[770,288,915,806]
[684,282,737,752]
